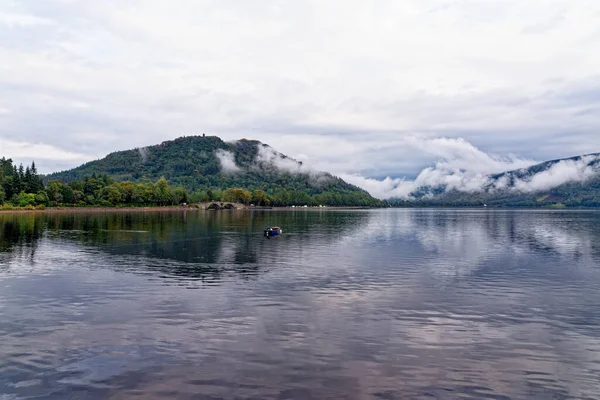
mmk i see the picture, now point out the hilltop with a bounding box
[45,135,384,207]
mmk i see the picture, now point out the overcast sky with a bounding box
[2,0,600,186]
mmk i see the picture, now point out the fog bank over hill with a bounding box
[339,137,600,204]
[341,137,538,199]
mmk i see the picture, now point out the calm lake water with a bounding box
[1,209,600,399]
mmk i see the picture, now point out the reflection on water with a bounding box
[1,209,600,399]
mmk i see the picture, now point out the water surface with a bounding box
[1,209,600,399]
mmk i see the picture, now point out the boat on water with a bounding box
[264,226,283,237]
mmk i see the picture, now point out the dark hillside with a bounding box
[46,135,384,207]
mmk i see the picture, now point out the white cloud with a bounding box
[340,175,410,200]
[341,137,538,198]
[70,101,91,109]
[0,107,9,115]
[511,156,599,193]
[215,149,240,173]
[255,145,306,174]
[0,10,53,28]
[344,139,600,199]
[0,139,90,161]
[253,143,335,188]
[73,132,119,141]
[0,138,91,173]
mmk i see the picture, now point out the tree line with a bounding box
[0,158,46,208]
[1,158,384,209]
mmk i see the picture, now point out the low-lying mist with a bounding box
[216,143,334,188]
[339,138,600,200]
[208,136,599,200]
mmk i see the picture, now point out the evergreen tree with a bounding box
[25,166,31,186]
[12,166,22,196]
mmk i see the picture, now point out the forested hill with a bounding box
[389,153,600,208]
[45,135,383,206]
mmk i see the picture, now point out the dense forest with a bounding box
[0,158,47,209]
[0,138,385,209]
[40,135,384,207]
[0,168,383,209]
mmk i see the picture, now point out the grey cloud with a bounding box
[1,0,600,183]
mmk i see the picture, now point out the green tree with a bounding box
[46,180,64,205]
[60,183,75,204]
[29,161,43,193]
[119,182,136,204]
[212,189,223,201]
[100,184,123,206]
[240,189,252,205]
[16,191,36,207]
[34,191,49,205]
[189,190,209,203]
[252,189,268,206]
[206,189,215,201]
[222,188,237,202]
[135,183,154,205]
[222,188,252,204]
[154,177,173,206]
[173,187,188,204]
[24,166,32,192]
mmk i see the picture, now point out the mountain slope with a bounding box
[390,153,600,207]
[46,135,383,206]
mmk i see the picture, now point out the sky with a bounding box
[1,0,600,196]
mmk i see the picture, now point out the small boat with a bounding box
[264,226,283,237]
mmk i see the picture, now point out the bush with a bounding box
[2,204,14,210]
[24,204,36,210]
[36,204,46,210]
[17,192,36,207]
[35,192,49,205]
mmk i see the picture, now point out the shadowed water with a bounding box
[1,209,600,399]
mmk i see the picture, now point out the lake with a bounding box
[1,209,599,399]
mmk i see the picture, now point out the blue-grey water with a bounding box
[1,209,600,399]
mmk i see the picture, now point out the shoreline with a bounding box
[0,205,379,214]
[0,206,191,214]
[0,206,597,215]
[1,205,596,214]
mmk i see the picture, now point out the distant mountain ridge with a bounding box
[391,153,600,207]
[46,135,383,206]
[489,153,600,183]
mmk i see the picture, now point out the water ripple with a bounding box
[1,210,600,398]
